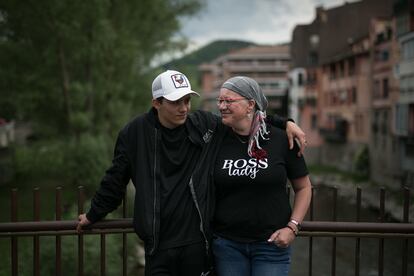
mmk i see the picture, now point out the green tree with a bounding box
[0,0,201,137]
[0,0,202,187]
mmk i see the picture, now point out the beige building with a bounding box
[199,45,290,116]
[317,37,374,171]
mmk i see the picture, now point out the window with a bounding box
[308,71,317,84]
[402,38,414,60]
[382,50,389,61]
[330,64,336,79]
[374,80,381,99]
[339,61,345,78]
[258,59,275,65]
[311,114,317,129]
[400,74,414,94]
[351,87,357,103]
[332,92,337,105]
[395,104,408,135]
[373,111,379,146]
[298,73,303,86]
[383,78,389,98]
[382,110,388,134]
[309,52,318,65]
[348,58,355,76]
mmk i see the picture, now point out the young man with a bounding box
[77,70,306,276]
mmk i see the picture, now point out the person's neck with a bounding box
[231,118,252,136]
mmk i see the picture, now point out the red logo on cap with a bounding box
[171,74,189,88]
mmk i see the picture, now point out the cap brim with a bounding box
[163,90,200,101]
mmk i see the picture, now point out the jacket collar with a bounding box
[145,107,204,146]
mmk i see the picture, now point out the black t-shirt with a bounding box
[213,125,308,242]
[158,123,204,249]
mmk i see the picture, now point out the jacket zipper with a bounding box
[188,177,209,255]
[150,128,158,255]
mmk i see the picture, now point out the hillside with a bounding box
[164,40,255,68]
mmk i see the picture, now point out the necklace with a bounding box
[233,132,248,144]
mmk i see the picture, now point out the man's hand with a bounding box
[77,213,91,233]
[286,121,307,156]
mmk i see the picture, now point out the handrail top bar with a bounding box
[301,221,414,233]
[0,219,413,233]
[0,219,133,232]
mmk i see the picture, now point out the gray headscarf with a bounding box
[222,76,268,111]
[222,76,269,159]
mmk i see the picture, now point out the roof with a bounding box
[212,44,291,63]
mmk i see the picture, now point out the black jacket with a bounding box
[86,108,228,255]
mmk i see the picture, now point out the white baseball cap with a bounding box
[152,70,200,101]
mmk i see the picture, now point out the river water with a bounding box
[289,185,414,276]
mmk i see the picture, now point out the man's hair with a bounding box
[156,97,164,104]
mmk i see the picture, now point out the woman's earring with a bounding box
[247,113,252,119]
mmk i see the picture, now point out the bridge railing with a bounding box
[0,185,412,276]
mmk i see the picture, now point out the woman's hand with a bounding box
[267,227,296,248]
[286,121,307,156]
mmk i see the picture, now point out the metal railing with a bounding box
[0,185,413,276]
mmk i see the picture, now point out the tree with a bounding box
[0,0,202,187]
[0,0,202,137]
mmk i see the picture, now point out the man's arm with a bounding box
[286,121,307,156]
[77,130,131,232]
[191,110,307,155]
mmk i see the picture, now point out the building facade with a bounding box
[199,45,290,116]
[290,0,397,179]
[394,0,414,186]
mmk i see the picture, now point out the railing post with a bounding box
[378,188,385,276]
[11,188,18,276]
[33,188,40,276]
[123,193,128,276]
[101,233,106,276]
[331,187,337,276]
[402,187,410,276]
[308,186,314,276]
[355,187,361,276]
[78,186,84,276]
[56,186,62,276]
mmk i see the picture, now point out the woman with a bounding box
[212,76,312,276]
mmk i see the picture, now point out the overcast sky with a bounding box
[178,0,355,51]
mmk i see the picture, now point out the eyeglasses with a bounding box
[216,97,246,107]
